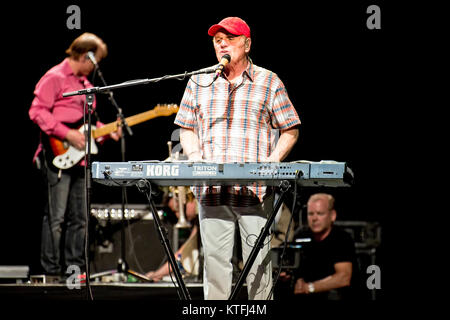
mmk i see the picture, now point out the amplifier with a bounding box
[0,265,29,283]
[90,204,173,274]
[334,221,381,249]
[90,203,159,221]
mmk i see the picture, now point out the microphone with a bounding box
[87,51,98,68]
[214,54,231,79]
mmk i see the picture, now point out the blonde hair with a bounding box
[65,32,107,60]
[307,193,335,211]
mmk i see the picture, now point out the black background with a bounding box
[1,0,407,302]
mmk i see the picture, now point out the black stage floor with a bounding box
[0,281,252,300]
[0,282,204,300]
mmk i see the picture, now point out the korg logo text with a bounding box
[147,164,180,177]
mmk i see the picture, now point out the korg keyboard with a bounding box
[91,160,353,187]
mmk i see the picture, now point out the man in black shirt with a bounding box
[293,193,359,300]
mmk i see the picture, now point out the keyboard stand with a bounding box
[228,180,291,300]
[137,179,191,300]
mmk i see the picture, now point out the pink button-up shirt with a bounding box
[29,58,97,162]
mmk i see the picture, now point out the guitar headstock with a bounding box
[153,104,179,116]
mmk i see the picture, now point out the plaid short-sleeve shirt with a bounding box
[174,62,301,202]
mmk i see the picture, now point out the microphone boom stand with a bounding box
[63,68,216,98]
[91,66,150,283]
[63,67,215,299]
[84,93,94,300]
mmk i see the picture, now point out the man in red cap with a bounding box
[175,17,301,300]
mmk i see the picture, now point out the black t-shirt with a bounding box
[294,226,360,300]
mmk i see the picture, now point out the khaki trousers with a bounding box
[198,194,273,300]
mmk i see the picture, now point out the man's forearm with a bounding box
[267,127,299,162]
[311,272,351,293]
[180,128,202,160]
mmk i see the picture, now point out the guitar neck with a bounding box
[93,108,170,138]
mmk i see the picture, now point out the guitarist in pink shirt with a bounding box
[29,32,121,278]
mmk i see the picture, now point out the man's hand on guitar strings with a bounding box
[65,129,86,150]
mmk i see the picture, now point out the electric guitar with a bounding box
[50,104,179,170]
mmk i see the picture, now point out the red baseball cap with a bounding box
[208,17,251,38]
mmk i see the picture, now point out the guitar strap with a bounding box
[39,131,58,173]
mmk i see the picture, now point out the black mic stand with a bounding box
[84,93,95,300]
[91,65,152,283]
[63,66,216,300]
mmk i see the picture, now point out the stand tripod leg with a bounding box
[228,180,291,300]
[137,179,191,300]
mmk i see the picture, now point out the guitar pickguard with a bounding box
[52,124,98,169]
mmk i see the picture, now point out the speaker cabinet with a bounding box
[90,204,173,275]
